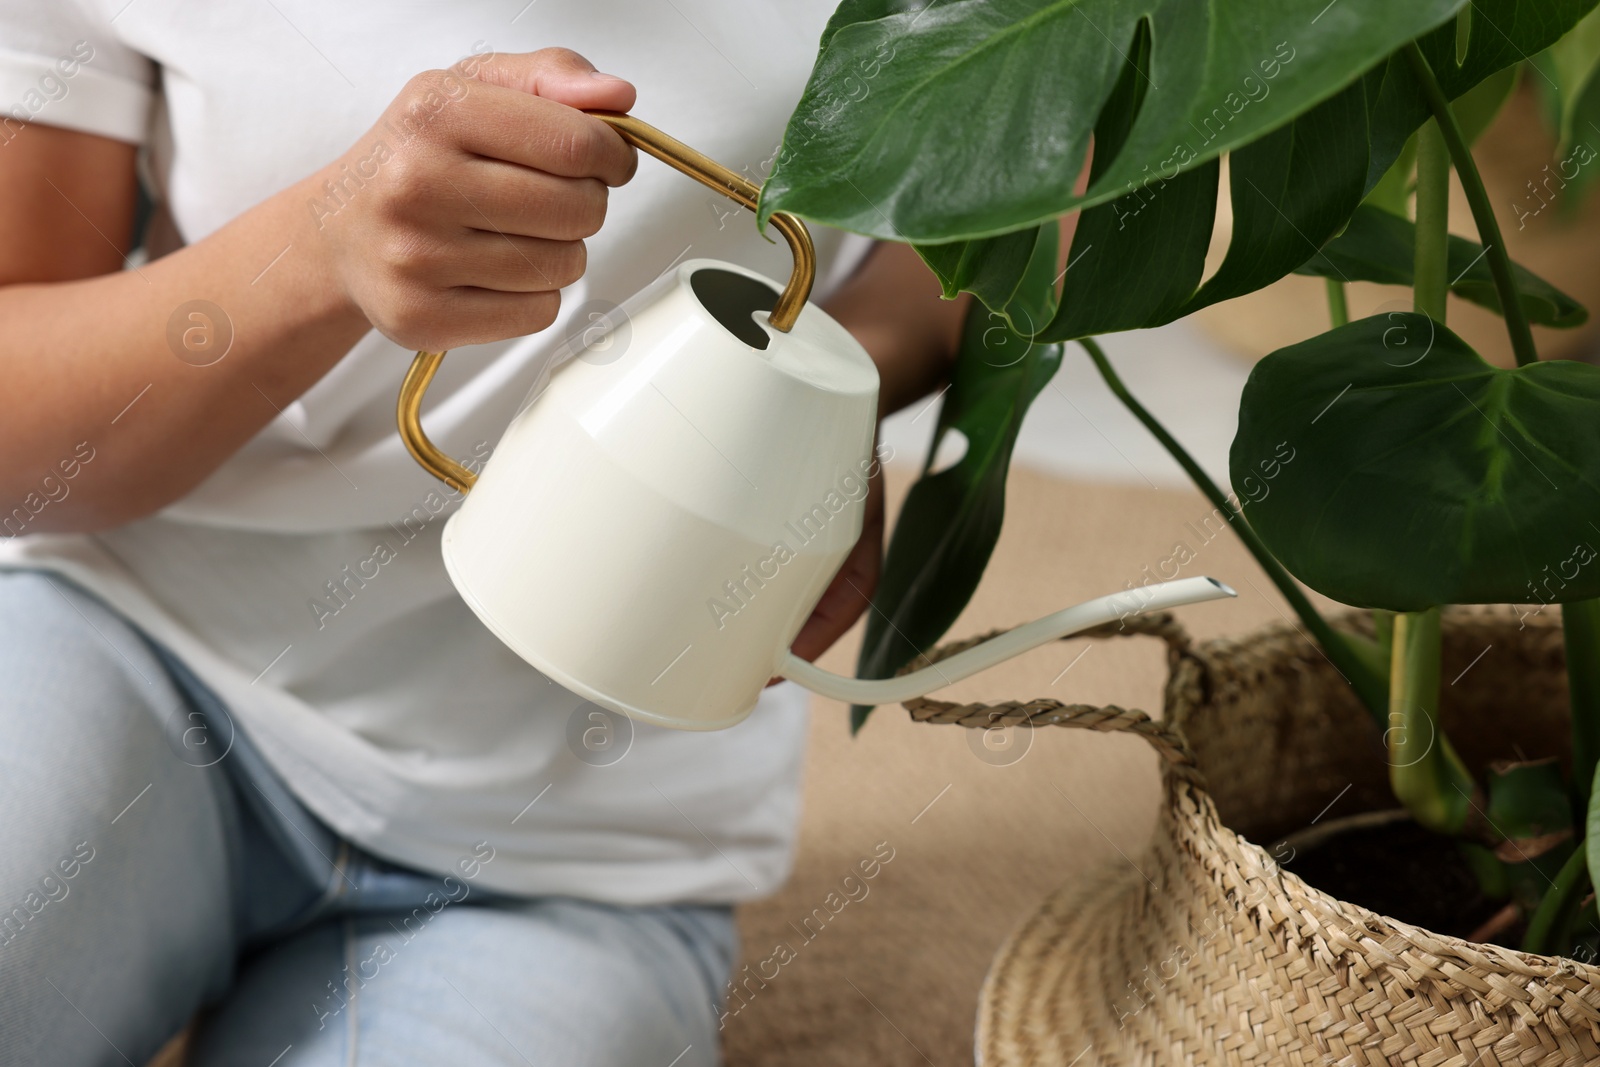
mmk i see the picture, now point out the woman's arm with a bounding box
[824,241,969,419]
[0,49,637,533]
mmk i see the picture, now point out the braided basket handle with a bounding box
[894,611,1202,783]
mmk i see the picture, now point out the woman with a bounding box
[0,3,962,1064]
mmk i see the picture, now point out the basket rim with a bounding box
[975,604,1600,1066]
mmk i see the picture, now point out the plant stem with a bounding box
[1524,843,1590,955]
[1565,599,1600,814]
[1388,608,1474,834]
[1080,337,1387,723]
[1385,59,1473,838]
[1403,42,1539,366]
[1413,118,1450,321]
[1324,278,1349,328]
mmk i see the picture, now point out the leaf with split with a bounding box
[763,0,1598,332]
[760,0,1467,242]
[851,233,1063,730]
[1295,204,1588,328]
[1231,313,1600,611]
[1044,17,1217,339]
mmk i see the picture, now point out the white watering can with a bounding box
[397,113,1235,731]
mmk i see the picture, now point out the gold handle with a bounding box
[399,112,816,492]
[590,112,815,330]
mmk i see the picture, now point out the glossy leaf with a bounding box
[760,0,1466,242]
[851,240,1064,729]
[916,226,1048,314]
[1045,19,1217,339]
[1175,73,1374,317]
[1040,68,1378,339]
[1295,204,1589,327]
[767,0,1598,338]
[1232,314,1600,611]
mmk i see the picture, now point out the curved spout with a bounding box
[777,577,1236,706]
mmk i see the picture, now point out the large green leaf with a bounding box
[1037,67,1377,340]
[765,0,1597,332]
[1175,73,1375,317]
[1044,18,1217,338]
[760,0,1466,242]
[1295,204,1589,327]
[851,252,1064,729]
[1232,313,1600,611]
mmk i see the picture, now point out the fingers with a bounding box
[785,462,886,668]
[320,49,638,355]
[446,83,636,185]
[786,533,884,666]
[447,160,608,240]
[447,233,586,294]
[369,286,564,354]
[463,47,637,113]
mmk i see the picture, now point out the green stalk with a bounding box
[1524,843,1590,955]
[1386,88,1473,837]
[1412,117,1450,321]
[1404,43,1539,366]
[1080,337,1387,723]
[1388,608,1474,834]
[1324,278,1349,328]
[1565,600,1600,813]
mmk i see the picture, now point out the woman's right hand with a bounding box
[314,48,638,354]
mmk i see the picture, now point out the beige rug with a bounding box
[723,464,1342,1067]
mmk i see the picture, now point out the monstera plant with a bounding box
[759,0,1600,956]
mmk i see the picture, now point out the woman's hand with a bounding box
[786,450,886,667]
[316,49,637,353]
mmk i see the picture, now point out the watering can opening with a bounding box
[689,266,777,351]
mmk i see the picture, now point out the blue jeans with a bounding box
[0,572,735,1067]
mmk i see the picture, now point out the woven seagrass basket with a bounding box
[901,605,1598,1066]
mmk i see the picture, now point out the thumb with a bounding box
[461,47,637,113]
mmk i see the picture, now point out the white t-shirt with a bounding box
[0,0,870,903]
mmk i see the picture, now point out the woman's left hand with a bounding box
[783,450,885,669]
